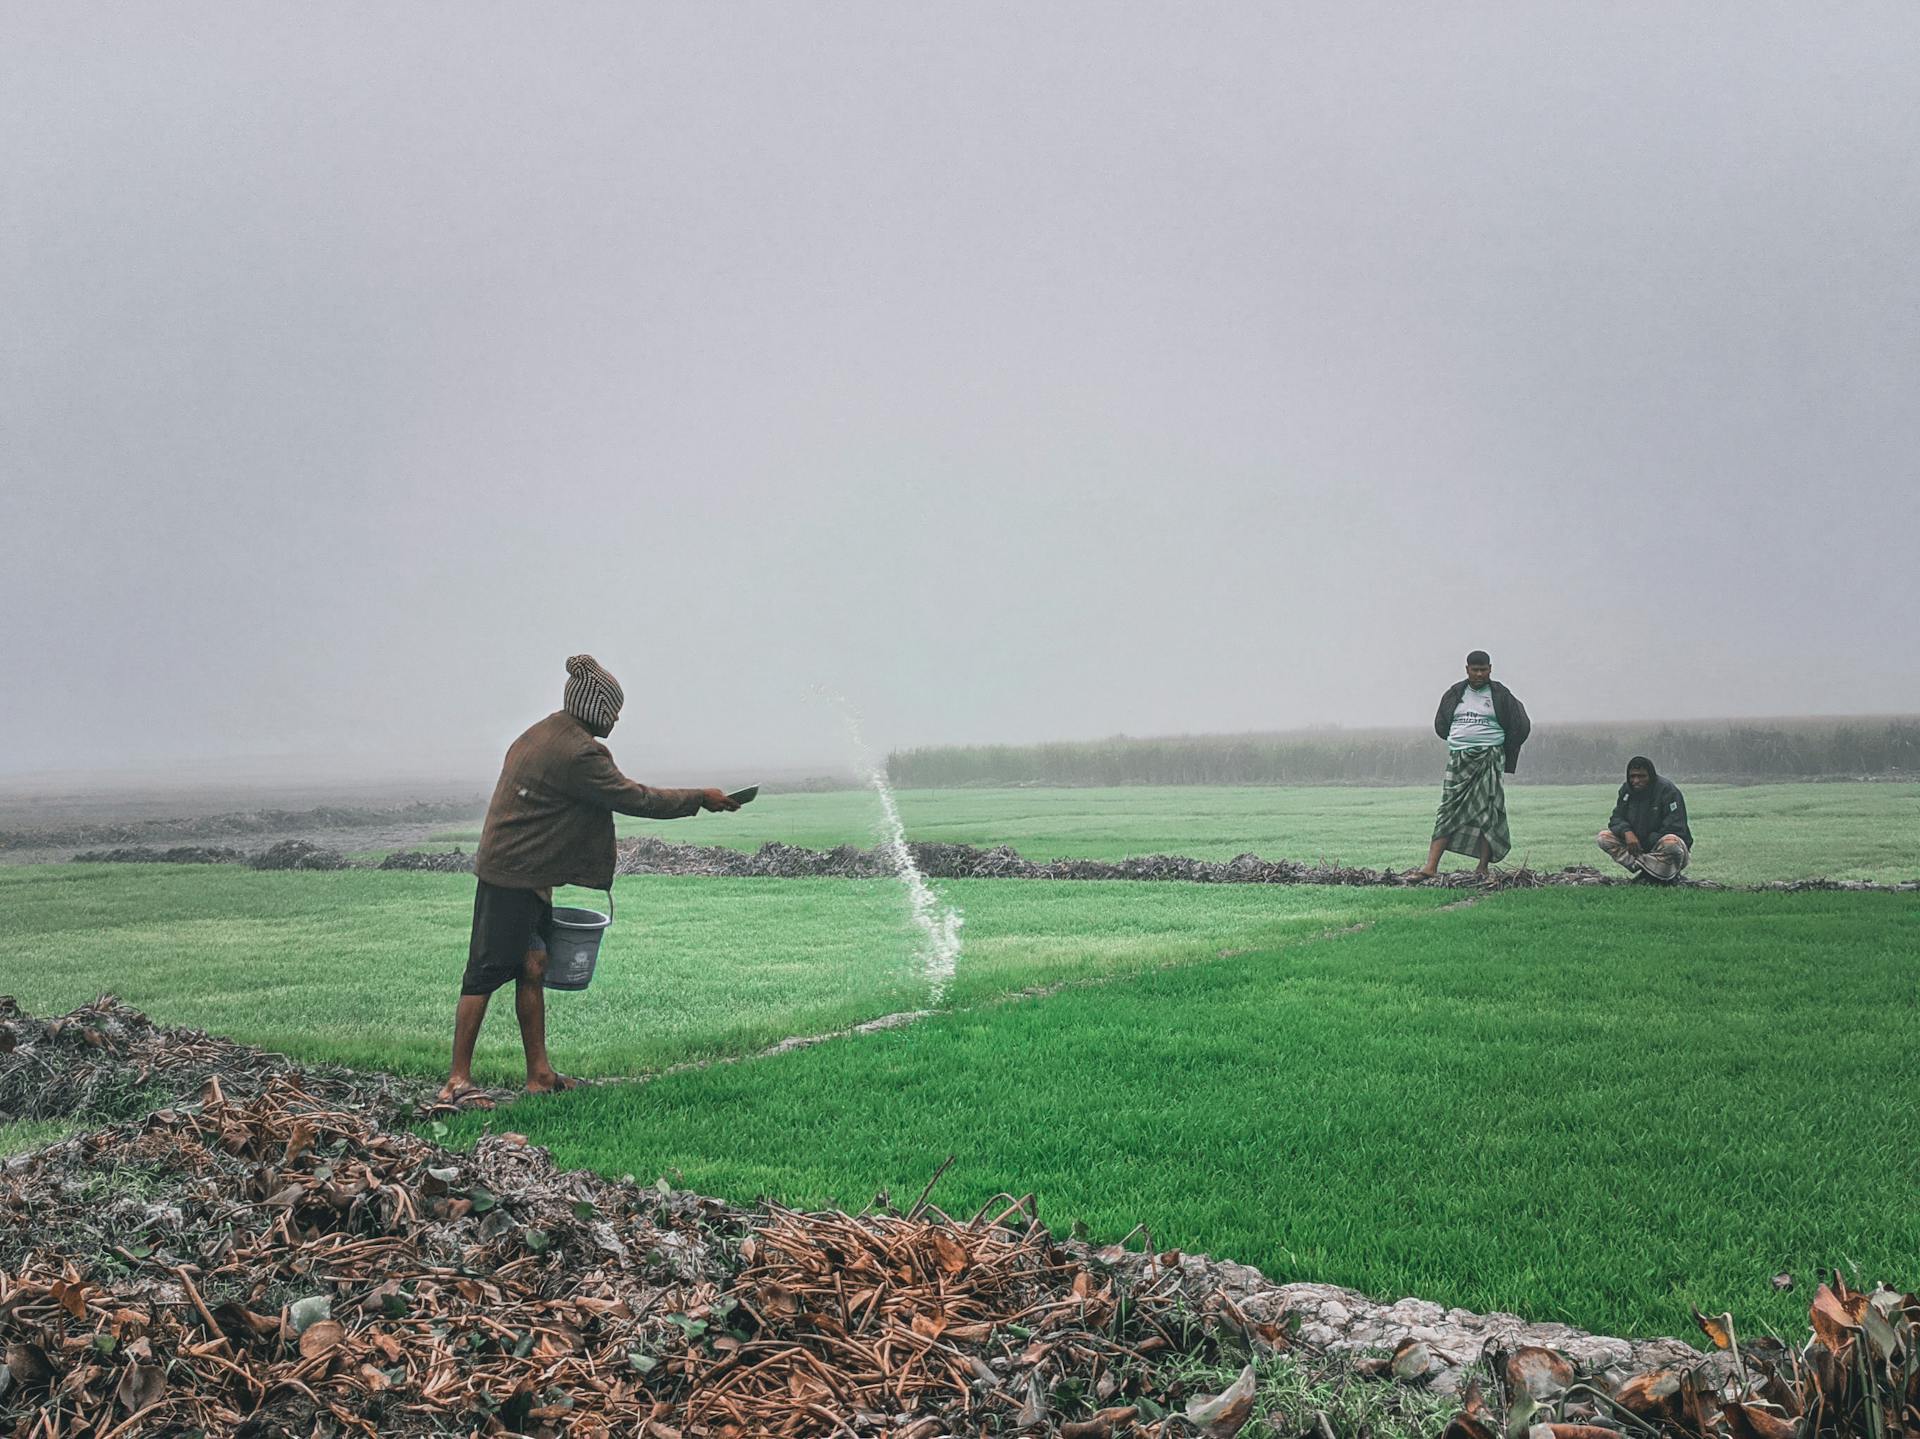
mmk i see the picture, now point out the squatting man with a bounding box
[1597,755,1693,883]
[438,655,741,1106]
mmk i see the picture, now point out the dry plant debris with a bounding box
[2,1076,728,1438]
[72,840,350,870]
[675,1202,1229,1437]
[0,996,430,1130]
[1,1003,1260,1438]
[7,1001,1917,1438]
[607,837,1592,890]
[2,1102,1254,1438]
[69,834,1915,892]
[1436,1278,1920,1437]
[5,801,482,855]
[599,838,1915,893]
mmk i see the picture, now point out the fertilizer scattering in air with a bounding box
[864,761,964,1003]
[813,688,964,1003]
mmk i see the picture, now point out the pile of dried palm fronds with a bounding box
[8,1000,1917,1437]
[0,995,430,1129]
[1442,1280,1920,1437]
[675,1202,1241,1437]
[2,1096,1254,1438]
[1,1076,728,1438]
[1,1003,1260,1438]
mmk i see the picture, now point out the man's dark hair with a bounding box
[1465,649,1491,666]
[1627,755,1656,778]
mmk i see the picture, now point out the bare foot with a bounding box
[526,1071,581,1095]
[1407,869,1438,882]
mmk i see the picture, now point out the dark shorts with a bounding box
[462,879,553,996]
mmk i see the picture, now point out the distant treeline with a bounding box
[886,718,1920,787]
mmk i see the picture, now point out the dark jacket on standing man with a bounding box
[475,711,706,893]
[1607,760,1693,850]
[1433,680,1533,773]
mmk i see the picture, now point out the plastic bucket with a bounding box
[544,902,611,991]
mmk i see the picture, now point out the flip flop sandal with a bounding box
[430,1084,496,1112]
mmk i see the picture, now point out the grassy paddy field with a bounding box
[428,781,1920,885]
[2,786,1916,1339]
[0,865,1452,1079]
[464,886,1918,1338]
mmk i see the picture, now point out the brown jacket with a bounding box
[475,711,705,892]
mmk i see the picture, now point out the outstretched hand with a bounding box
[699,788,743,813]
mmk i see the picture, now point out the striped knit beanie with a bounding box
[563,654,624,731]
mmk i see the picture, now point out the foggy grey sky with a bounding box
[5,4,1917,783]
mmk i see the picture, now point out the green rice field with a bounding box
[3,782,1915,1339]
[430,781,1920,885]
[443,885,1916,1339]
[0,865,1450,1080]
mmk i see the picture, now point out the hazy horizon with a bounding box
[3,710,1913,802]
[7,4,1916,784]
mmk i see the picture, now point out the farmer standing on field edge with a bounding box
[438,654,740,1106]
[1411,650,1531,882]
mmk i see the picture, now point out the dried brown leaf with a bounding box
[1504,1345,1574,1400]
[282,1119,317,1162]
[1016,1371,1048,1428]
[1186,1363,1257,1436]
[298,1319,346,1359]
[908,1313,945,1340]
[1692,1305,1737,1350]
[115,1362,165,1412]
[1811,1283,1863,1353]
[929,1229,969,1276]
[1059,1420,1113,1439]
[1612,1368,1682,1421]
[1723,1402,1798,1439]
[3,1343,55,1390]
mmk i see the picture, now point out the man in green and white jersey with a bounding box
[1411,650,1532,881]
